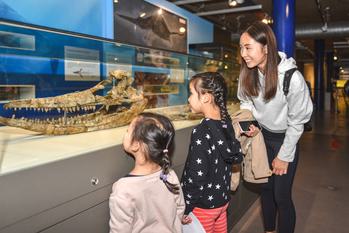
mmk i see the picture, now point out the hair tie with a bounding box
[163,149,168,153]
[160,171,168,182]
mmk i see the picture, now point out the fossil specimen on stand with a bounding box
[0,70,147,135]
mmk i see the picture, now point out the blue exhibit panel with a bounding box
[0,0,113,39]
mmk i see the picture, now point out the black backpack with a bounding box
[283,68,313,132]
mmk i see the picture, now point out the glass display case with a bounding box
[0,20,240,174]
[0,21,255,233]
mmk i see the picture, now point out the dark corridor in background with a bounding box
[114,0,188,53]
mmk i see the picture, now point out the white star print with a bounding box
[218,140,223,145]
[207,149,212,154]
[215,168,218,173]
[188,178,193,183]
[186,200,190,204]
[225,166,227,171]
[200,186,204,190]
[227,148,231,152]
[207,183,212,188]
[208,195,213,201]
[196,139,202,145]
[215,184,221,189]
[206,134,211,139]
[211,145,215,150]
[197,170,203,176]
[196,158,202,164]
[223,175,226,180]
[187,194,192,199]
[215,159,218,164]
[193,128,197,134]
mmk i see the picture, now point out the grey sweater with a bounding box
[109,169,185,233]
[238,52,313,162]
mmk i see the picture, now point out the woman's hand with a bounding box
[244,124,260,137]
[182,215,192,224]
[272,157,289,175]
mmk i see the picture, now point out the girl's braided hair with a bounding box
[190,72,231,121]
[131,112,179,194]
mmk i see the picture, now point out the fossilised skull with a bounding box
[0,70,147,135]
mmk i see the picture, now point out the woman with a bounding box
[237,21,313,233]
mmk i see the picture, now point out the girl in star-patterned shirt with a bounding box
[181,72,243,233]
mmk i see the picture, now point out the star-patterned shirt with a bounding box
[181,118,243,215]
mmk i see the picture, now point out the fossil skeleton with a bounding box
[0,70,147,135]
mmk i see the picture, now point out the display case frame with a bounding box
[0,20,256,233]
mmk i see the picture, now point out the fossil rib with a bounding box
[0,70,147,135]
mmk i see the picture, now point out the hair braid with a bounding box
[208,74,231,121]
[161,151,180,194]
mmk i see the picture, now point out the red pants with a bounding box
[192,203,229,233]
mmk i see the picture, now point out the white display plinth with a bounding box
[0,120,199,175]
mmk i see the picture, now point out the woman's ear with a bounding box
[264,45,268,54]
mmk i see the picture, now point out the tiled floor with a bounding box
[231,100,349,233]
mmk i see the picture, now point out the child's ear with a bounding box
[130,140,141,152]
[201,93,212,103]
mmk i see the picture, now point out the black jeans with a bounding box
[261,128,299,233]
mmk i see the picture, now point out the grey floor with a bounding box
[231,100,349,233]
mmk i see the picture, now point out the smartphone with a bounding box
[238,120,261,133]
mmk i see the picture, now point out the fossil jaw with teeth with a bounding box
[0,70,147,135]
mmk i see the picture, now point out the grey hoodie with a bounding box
[238,52,313,162]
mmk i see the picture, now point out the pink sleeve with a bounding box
[109,182,134,233]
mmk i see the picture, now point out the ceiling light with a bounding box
[228,0,237,7]
[158,8,163,15]
[179,27,186,33]
[334,55,338,61]
[139,12,146,18]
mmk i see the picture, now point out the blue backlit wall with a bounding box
[0,0,213,44]
[0,0,113,39]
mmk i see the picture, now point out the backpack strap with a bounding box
[283,68,298,96]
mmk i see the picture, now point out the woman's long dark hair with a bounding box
[131,112,179,194]
[190,72,231,121]
[239,21,279,101]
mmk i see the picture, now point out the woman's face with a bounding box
[188,82,202,114]
[240,32,267,71]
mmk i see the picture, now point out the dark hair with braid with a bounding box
[190,72,231,121]
[131,112,179,194]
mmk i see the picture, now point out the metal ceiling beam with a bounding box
[174,0,213,5]
[196,5,262,16]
